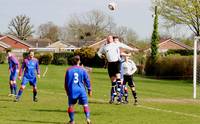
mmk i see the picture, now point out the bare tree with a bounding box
[37,22,60,42]
[63,10,116,41]
[8,15,34,40]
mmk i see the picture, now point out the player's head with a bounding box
[6,49,12,57]
[72,55,81,65]
[107,35,113,44]
[28,50,34,59]
[113,36,120,43]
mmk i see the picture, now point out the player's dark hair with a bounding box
[72,55,80,65]
[113,36,119,40]
[28,50,34,54]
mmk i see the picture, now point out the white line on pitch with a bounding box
[39,90,200,118]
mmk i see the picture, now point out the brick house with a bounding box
[0,35,32,52]
[145,38,192,53]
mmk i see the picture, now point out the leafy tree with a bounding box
[155,0,200,36]
[8,15,34,40]
[151,6,159,62]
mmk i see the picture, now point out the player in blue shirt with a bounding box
[6,49,19,96]
[14,50,40,102]
[65,55,92,124]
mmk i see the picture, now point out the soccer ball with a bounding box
[108,2,117,11]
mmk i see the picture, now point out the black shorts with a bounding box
[107,61,121,77]
[123,75,135,87]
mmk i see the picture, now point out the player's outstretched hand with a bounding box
[37,75,40,79]
[88,91,92,97]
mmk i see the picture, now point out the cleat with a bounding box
[8,94,14,97]
[33,97,38,102]
[134,99,138,105]
[109,100,114,104]
[14,98,19,102]
[67,121,75,124]
[86,119,91,124]
[116,101,121,105]
[124,100,129,104]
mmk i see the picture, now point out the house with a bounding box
[26,38,52,48]
[46,41,78,52]
[0,35,32,52]
[145,38,192,53]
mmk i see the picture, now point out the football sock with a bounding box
[111,82,116,101]
[13,83,17,95]
[132,90,137,100]
[68,106,74,122]
[10,84,13,94]
[116,79,122,101]
[33,88,37,99]
[16,88,23,99]
[83,105,90,119]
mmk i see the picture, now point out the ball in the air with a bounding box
[108,2,117,11]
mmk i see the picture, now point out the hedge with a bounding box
[0,52,6,64]
[145,56,193,79]
[52,52,74,65]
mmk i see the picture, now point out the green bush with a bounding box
[145,56,193,79]
[0,52,6,64]
[57,58,67,65]
[52,52,74,65]
[74,47,96,66]
[23,52,41,60]
[39,53,53,65]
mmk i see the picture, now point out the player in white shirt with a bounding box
[122,55,138,105]
[97,35,122,104]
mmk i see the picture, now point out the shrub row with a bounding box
[0,52,6,64]
[145,56,193,79]
[166,49,200,56]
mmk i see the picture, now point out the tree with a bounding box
[37,22,59,42]
[8,15,34,40]
[151,6,159,62]
[155,0,200,36]
[63,10,116,41]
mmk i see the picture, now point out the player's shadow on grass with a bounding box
[11,119,62,124]
[89,100,109,105]
[32,109,66,113]
[0,98,11,102]
[32,109,83,114]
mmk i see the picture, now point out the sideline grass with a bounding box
[0,64,200,124]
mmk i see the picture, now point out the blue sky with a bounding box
[0,0,191,39]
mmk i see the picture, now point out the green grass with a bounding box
[0,64,200,124]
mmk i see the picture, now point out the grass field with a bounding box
[1,64,200,124]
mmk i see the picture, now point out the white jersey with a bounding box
[115,42,134,51]
[122,59,137,75]
[97,42,120,62]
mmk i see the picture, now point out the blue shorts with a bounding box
[10,71,18,81]
[68,94,88,106]
[21,76,37,87]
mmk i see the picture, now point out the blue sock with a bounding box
[33,89,37,99]
[68,107,74,122]
[16,88,23,99]
[84,105,90,119]
[13,84,17,95]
